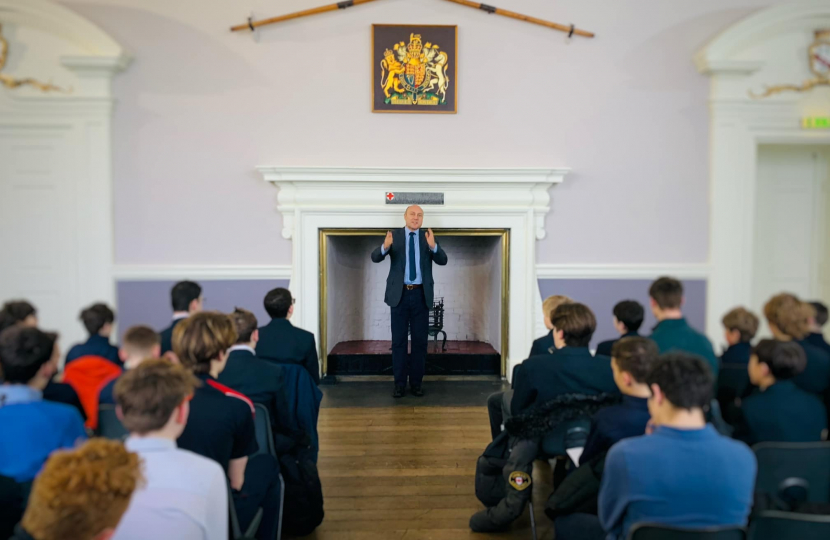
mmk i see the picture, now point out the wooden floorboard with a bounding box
[299,405,555,539]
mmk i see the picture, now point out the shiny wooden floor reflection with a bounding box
[301,405,554,539]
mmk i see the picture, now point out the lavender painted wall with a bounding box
[115,279,289,342]
[538,279,714,352]
[58,0,780,267]
[116,278,713,352]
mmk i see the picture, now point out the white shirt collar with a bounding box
[172,312,189,321]
[228,344,255,355]
[405,226,420,234]
[125,436,177,453]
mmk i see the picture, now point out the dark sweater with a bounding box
[650,318,719,376]
[805,332,830,357]
[580,395,650,466]
[599,425,756,540]
[511,347,618,416]
[595,331,640,358]
[734,380,827,445]
[793,339,830,395]
[65,334,121,366]
[721,342,752,365]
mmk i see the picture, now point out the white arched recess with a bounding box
[696,0,830,341]
[0,0,129,347]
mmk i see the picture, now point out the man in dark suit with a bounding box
[371,205,449,398]
[595,300,643,357]
[219,308,288,435]
[158,280,203,355]
[256,288,320,385]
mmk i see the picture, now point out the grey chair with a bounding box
[97,404,128,440]
[748,510,830,540]
[753,442,830,503]
[628,523,745,540]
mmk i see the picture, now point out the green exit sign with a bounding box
[802,117,830,129]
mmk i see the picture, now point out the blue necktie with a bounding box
[408,232,416,282]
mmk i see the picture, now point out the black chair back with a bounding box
[540,418,592,458]
[628,523,745,540]
[748,510,830,540]
[253,403,276,458]
[753,442,830,503]
[97,404,128,440]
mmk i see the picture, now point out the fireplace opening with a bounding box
[320,229,508,377]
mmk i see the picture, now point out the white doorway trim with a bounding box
[0,0,129,345]
[696,0,830,340]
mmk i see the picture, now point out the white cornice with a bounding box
[257,166,568,185]
[258,166,569,240]
[535,263,711,280]
[112,264,292,281]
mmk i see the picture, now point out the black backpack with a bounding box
[278,442,324,537]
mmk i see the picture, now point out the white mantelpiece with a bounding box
[258,166,569,379]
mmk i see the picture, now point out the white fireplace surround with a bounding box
[257,167,569,378]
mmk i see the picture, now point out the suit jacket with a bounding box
[65,335,121,367]
[370,227,448,308]
[218,348,288,433]
[159,317,185,355]
[529,331,554,357]
[733,380,827,445]
[256,318,320,385]
[721,342,752,365]
[511,347,619,416]
[595,331,640,358]
[805,332,830,358]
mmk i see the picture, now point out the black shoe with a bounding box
[410,386,424,397]
[393,386,405,398]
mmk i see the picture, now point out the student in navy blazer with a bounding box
[158,281,203,356]
[65,303,120,366]
[595,300,644,358]
[371,205,448,398]
[256,288,320,385]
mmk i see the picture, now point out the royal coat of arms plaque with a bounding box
[372,24,457,114]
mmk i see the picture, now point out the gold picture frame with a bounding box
[319,228,509,376]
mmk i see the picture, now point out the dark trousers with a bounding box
[391,286,428,388]
[234,454,283,540]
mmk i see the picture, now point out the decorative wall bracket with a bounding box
[0,23,68,93]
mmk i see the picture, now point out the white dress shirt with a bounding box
[114,437,228,540]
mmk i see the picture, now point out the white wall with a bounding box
[57,0,782,267]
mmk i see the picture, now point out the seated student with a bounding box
[595,300,644,358]
[648,276,719,376]
[579,337,656,466]
[0,326,87,483]
[733,340,827,445]
[0,300,37,334]
[11,439,142,540]
[159,280,203,355]
[806,301,830,357]
[599,353,756,540]
[511,303,618,417]
[764,293,830,396]
[113,359,228,540]
[530,295,573,357]
[66,303,120,366]
[720,307,759,365]
[218,308,287,433]
[256,288,320,385]
[98,325,161,406]
[174,312,282,540]
[487,295,572,440]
